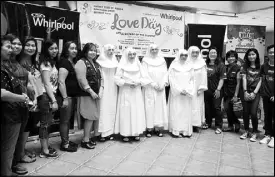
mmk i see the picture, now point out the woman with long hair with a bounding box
[57,41,82,152]
[114,47,149,142]
[142,44,169,137]
[204,47,226,134]
[168,49,194,137]
[75,43,103,149]
[240,48,262,142]
[1,35,30,176]
[223,50,241,133]
[37,39,59,157]
[96,44,118,141]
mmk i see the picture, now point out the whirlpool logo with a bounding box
[31,13,74,33]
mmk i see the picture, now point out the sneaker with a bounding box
[250,133,257,142]
[240,131,249,139]
[259,135,271,144]
[60,143,78,152]
[268,137,274,148]
[39,150,58,158]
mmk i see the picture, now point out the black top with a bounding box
[241,66,261,93]
[260,62,274,97]
[57,58,85,97]
[206,64,227,92]
[224,63,241,97]
[1,61,28,124]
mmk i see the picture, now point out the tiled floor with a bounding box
[22,122,274,176]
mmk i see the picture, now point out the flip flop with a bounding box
[18,155,36,163]
[215,128,222,134]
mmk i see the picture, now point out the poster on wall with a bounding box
[24,3,80,54]
[77,1,185,57]
[226,25,266,64]
[187,24,226,60]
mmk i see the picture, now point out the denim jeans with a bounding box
[224,96,240,127]
[262,96,274,136]
[204,90,223,128]
[37,93,54,139]
[242,93,260,132]
[59,97,77,144]
[1,123,21,176]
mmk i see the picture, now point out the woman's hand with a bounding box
[90,91,99,99]
[51,101,58,112]
[270,96,274,102]
[180,90,187,95]
[22,93,30,104]
[62,98,69,108]
[214,89,221,99]
[250,92,256,100]
[244,92,250,101]
[231,96,238,103]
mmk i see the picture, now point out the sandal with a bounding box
[89,138,97,146]
[134,136,140,141]
[122,137,130,142]
[215,128,222,134]
[171,133,181,138]
[155,130,163,137]
[18,154,36,163]
[81,141,95,149]
[99,137,106,142]
[146,130,153,137]
[222,127,234,132]
[25,150,36,158]
[201,123,209,129]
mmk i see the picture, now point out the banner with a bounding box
[77,1,185,57]
[187,24,226,59]
[1,1,29,40]
[25,3,80,51]
[226,25,266,64]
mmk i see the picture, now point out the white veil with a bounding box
[142,44,166,66]
[187,46,206,69]
[96,44,118,68]
[169,49,192,72]
[117,47,141,72]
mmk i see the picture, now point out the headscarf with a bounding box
[117,47,141,72]
[142,44,166,66]
[187,46,206,69]
[96,44,118,68]
[169,49,192,72]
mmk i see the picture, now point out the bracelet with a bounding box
[63,96,68,100]
[85,87,91,92]
[216,89,220,91]
[51,100,57,104]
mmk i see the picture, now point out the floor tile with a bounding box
[27,172,47,176]
[145,165,181,175]
[162,143,192,158]
[184,159,217,175]
[222,143,249,157]
[112,160,148,175]
[139,140,167,150]
[218,164,252,175]
[169,137,196,147]
[126,146,160,164]
[223,137,248,147]
[19,156,53,174]
[197,133,223,143]
[100,144,134,158]
[190,148,220,164]
[68,166,107,175]
[251,159,274,174]
[85,154,122,172]
[194,140,221,152]
[58,148,99,164]
[153,153,188,171]
[253,170,274,176]
[36,160,77,175]
[250,149,274,162]
[220,153,251,169]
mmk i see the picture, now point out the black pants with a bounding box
[242,93,260,132]
[224,96,240,127]
[262,96,274,136]
[204,90,223,129]
[1,123,21,176]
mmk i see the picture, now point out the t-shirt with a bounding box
[260,62,274,97]
[206,64,227,92]
[57,59,83,97]
[40,62,58,93]
[241,66,261,93]
[224,63,241,97]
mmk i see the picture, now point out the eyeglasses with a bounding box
[180,54,188,57]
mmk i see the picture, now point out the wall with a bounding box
[265,31,274,55]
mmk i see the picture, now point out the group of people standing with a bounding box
[1,33,274,176]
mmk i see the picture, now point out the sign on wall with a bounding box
[226,25,266,64]
[77,1,185,57]
[187,24,226,60]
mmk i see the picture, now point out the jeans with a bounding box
[242,93,260,132]
[59,97,77,145]
[1,123,21,176]
[204,90,223,129]
[37,93,54,139]
[224,96,240,127]
[262,96,274,136]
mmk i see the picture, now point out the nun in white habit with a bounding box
[168,49,194,137]
[188,46,208,129]
[142,44,169,137]
[96,44,118,141]
[114,47,150,142]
